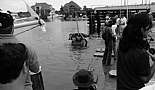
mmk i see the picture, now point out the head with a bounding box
[119,13,152,52]
[73,69,94,88]
[0,12,14,34]
[105,15,110,21]
[105,19,113,27]
[0,43,27,84]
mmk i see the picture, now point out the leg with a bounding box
[106,42,112,65]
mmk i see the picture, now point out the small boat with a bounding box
[69,33,89,47]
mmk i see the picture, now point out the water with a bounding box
[14,20,116,90]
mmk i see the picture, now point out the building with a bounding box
[61,1,81,18]
[94,3,155,20]
[31,3,53,19]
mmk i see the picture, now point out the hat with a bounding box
[0,12,14,29]
[73,69,94,87]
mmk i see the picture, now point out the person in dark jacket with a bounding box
[117,13,155,90]
[0,12,42,90]
[102,20,113,65]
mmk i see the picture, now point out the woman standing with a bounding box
[117,13,155,90]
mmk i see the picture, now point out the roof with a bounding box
[64,1,81,9]
[32,3,52,9]
[94,4,155,12]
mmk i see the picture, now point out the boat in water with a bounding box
[69,33,89,47]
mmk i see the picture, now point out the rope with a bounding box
[14,24,40,36]
[76,19,85,39]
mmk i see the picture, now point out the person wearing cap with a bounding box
[73,69,97,90]
[0,43,28,90]
[117,13,155,90]
[0,12,41,90]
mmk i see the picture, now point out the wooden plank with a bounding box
[93,52,104,57]
[95,48,105,52]
[109,70,117,78]
[93,52,114,57]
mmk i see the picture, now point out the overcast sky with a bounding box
[0,0,154,12]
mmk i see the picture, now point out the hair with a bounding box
[0,12,14,34]
[0,26,14,34]
[0,43,28,84]
[119,13,152,53]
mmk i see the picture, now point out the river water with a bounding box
[14,19,117,90]
[13,18,155,90]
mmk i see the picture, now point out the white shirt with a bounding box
[111,24,117,36]
[120,17,127,26]
[116,18,120,25]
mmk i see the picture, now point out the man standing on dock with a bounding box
[0,12,42,90]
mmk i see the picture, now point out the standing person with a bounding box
[0,43,28,90]
[117,13,155,90]
[119,15,127,36]
[111,19,118,61]
[115,16,121,37]
[102,20,113,66]
[0,12,43,90]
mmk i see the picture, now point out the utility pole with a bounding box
[126,0,128,19]
[120,0,122,17]
[145,0,147,4]
[124,0,126,5]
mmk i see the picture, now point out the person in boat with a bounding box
[117,13,155,90]
[0,12,41,90]
[69,33,89,41]
[69,33,88,47]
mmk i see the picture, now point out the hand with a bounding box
[150,54,155,62]
[147,51,155,62]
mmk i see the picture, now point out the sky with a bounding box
[0,0,154,12]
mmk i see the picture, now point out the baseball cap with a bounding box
[0,12,14,29]
[73,69,94,87]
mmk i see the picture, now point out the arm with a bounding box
[140,53,155,83]
[26,46,40,73]
[140,62,155,83]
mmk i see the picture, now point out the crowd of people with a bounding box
[0,9,155,90]
[101,12,155,90]
[101,14,127,66]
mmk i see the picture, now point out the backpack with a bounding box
[102,26,112,40]
[102,26,107,40]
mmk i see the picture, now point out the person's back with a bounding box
[117,48,150,90]
[103,20,113,42]
[0,12,41,90]
[0,43,29,90]
[117,13,155,90]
